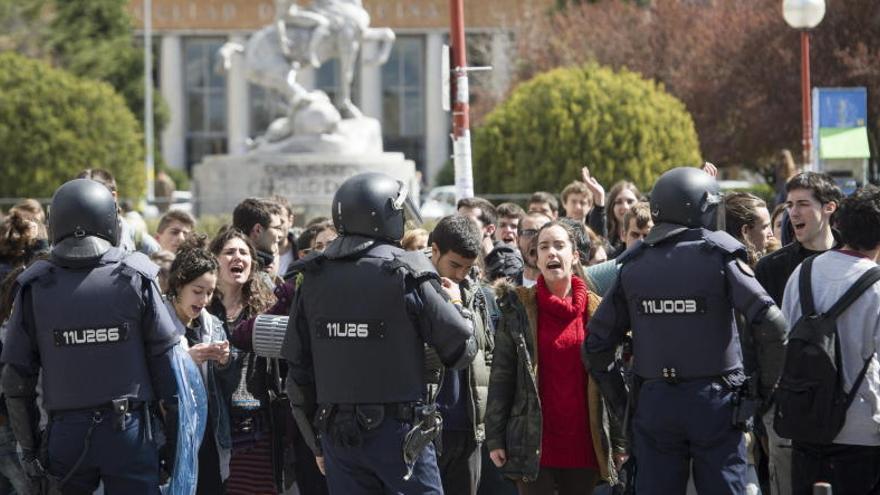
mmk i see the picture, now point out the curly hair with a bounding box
[0,210,44,260]
[167,233,218,299]
[836,185,880,251]
[209,226,275,316]
[401,228,429,251]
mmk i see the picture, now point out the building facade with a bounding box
[129,0,546,185]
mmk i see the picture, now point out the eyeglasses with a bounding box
[520,229,538,238]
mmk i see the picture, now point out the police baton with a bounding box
[813,482,832,495]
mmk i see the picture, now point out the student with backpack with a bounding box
[778,185,880,494]
[755,171,843,495]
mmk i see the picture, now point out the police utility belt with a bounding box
[638,368,758,431]
[315,402,443,480]
[638,368,724,387]
[314,402,428,437]
[45,398,150,490]
[52,398,145,432]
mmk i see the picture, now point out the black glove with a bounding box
[159,401,179,479]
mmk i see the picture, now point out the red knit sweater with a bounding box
[536,275,598,469]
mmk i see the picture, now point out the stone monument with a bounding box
[193,0,418,218]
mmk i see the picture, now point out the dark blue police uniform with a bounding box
[280,173,476,495]
[583,168,787,495]
[2,248,180,494]
[1,179,180,495]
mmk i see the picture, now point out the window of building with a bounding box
[465,33,494,105]
[315,58,361,107]
[316,59,341,104]
[249,84,287,140]
[184,37,227,170]
[381,36,425,171]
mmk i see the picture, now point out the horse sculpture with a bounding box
[219,0,395,145]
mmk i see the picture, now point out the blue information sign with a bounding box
[813,87,868,128]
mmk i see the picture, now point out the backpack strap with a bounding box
[826,266,880,319]
[798,256,817,316]
[832,265,880,409]
[844,352,874,411]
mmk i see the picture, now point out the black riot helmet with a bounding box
[332,172,408,241]
[650,167,723,229]
[48,179,119,261]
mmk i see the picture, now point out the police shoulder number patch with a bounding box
[54,323,130,347]
[637,297,707,316]
[316,319,385,340]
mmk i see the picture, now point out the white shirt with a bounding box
[782,250,880,445]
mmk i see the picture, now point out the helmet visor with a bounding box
[703,190,725,231]
[396,180,424,227]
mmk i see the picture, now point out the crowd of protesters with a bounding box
[0,160,877,495]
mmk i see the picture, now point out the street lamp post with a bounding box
[144,0,155,202]
[782,0,826,170]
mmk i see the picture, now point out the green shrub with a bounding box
[0,52,144,199]
[163,166,191,191]
[473,64,701,194]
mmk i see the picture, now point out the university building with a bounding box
[128,0,548,185]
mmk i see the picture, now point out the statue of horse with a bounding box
[219,0,395,136]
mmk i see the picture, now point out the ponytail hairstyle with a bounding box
[723,192,767,266]
[535,220,588,282]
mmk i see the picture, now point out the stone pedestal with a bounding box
[192,151,418,220]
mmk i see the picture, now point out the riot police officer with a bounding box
[582,167,787,494]
[1,179,181,494]
[281,172,477,494]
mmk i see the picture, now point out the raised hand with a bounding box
[581,166,606,207]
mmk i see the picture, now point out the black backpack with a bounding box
[773,255,880,443]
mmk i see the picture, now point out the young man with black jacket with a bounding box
[430,215,495,495]
[754,171,842,495]
[779,184,880,494]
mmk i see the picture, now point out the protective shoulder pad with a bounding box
[703,230,747,260]
[615,241,645,265]
[121,251,160,279]
[287,252,327,277]
[384,250,439,282]
[15,260,53,287]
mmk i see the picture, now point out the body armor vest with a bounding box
[302,243,425,404]
[621,229,743,379]
[24,249,156,411]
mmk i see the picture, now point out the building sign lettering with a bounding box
[129,0,545,31]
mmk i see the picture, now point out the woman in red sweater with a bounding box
[485,221,622,494]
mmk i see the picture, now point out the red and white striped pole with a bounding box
[449,0,474,200]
